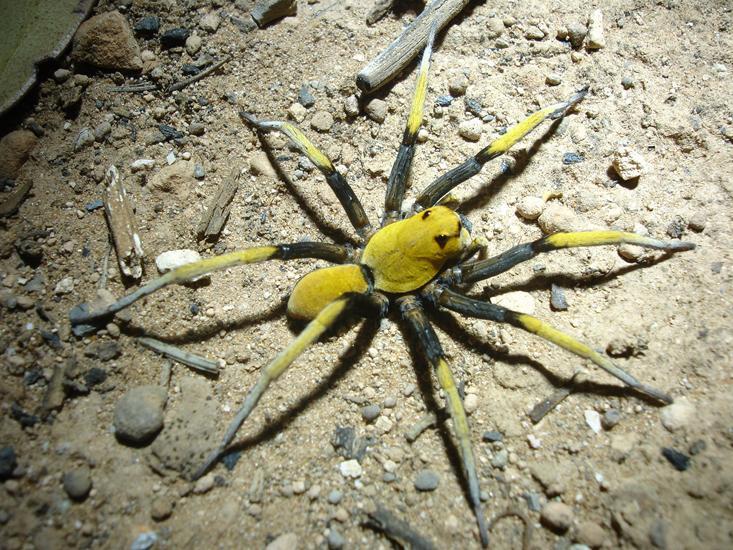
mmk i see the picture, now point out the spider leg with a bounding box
[399,295,490,548]
[193,294,357,480]
[449,230,696,285]
[413,88,588,210]
[69,242,352,324]
[383,24,437,225]
[241,113,372,239]
[436,288,673,403]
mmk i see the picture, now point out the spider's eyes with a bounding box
[422,210,431,220]
[434,234,449,249]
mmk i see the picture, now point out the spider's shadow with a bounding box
[251,128,357,247]
[222,315,380,455]
[458,117,567,218]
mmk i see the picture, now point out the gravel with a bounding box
[458,118,482,141]
[113,385,167,444]
[63,467,92,501]
[361,404,380,422]
[540,501,574,532]
[365,98,387,123]
[414,469,440,491]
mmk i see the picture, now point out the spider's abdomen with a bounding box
[287,264,369,320]
[361,206,470,293]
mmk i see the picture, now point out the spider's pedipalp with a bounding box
[456,230,696,284]
[383,24,438,224]
[399,295,490,547]
[413,88,588,210]
[437,288,673,404]
[69,242,352,325]
[241,112,372,238]
[193,294,358,480]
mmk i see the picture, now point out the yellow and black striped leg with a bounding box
[241,113,372,239]
[69,242,352,324]
[193,295,356,479]
[438,288,672,403]
[413,88,588,210]
[383,25,437,225]
[455,231,696,284]
[399,295,490,548]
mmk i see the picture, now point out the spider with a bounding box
[70,30,694,547]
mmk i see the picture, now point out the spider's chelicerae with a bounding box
[72,31,694,547]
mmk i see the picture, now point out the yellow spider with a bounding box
[70,30,694,547]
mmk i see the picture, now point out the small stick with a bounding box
[404,408,448,442]
[138,336,220,375]
[0,178,32,217]
[528,371,587,424]
[104,166,144,280]
[364,503,437,550]
[197,166,241,240]
[110,83,157,93]
[167,56,231,93]
[356,0,471,93]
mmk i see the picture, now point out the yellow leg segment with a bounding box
[541,230,696,252]
[478,88,588,162]
[193,295,354,479]
[69,247,280,324]
[436,357,490,546]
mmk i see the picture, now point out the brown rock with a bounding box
[0,130,38,180]
[72,11,142,71]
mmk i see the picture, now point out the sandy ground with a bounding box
[1,1,732,548]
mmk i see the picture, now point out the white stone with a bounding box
[288,102,307,123]
[584,410,602,434]
[612,145,647,180]
[586,9,606,49]
[458,118,482,141]
[130,159,155,172]
[516,196,544,220]
[660,397,695,432]
[339,459,362,478]
[155,249,207,282]
[199,12,221,33]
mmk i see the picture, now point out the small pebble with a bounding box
[134,16,160,36]
[516,196,544,221]
[288,103,307,123]
[661,447,690,471]
[491,449,508,469]
[0,447,17,480]
[185,34,202,55]
[150,496,173,520]
[448,74,469,96]
[156,249,203,276]
[327,528,345,549]
[527,434,542,449]
[493,291,535,315]
[458,118,482,141]
[339,459,362,479]
[575,521,606,547]
[194,164,205,179]
[435,95,453,107]
[298,85,315,108]
[540,501,574,533]
[63,467,92,501]
[586,10,606,50]
[327,489,342,504]
[525,25,545,40]
[414,469,440,491]
[188,122,205,136]
[566,22,588,49]
[562,152,584,165]
[660,398,695,432]
[343,95,359,117]
[365,98,388,123]
[546,73,562,86]
[199,12,221,33]
[482,431,503,443]
[113,385,167,444]
[361,404,380,422]
[73,128,95,151]
[194,473,215,494]
[612,145,647,180]
[131,532,158,550]
[464,393,479,414]
[621,76,636,89]
[266,532,298,550]
[310,111,334,132]
[601,409,621,430]
[688,212,706,232]
[130,159,155,172]
[550,284,568,311]
[160,28,190,49]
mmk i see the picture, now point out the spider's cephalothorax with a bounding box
[71,28,695,548]
[288,206,470,319]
